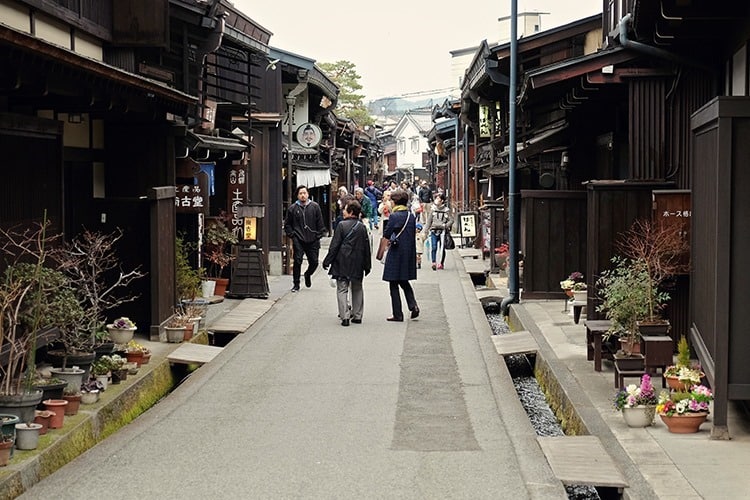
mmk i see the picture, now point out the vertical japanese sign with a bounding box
[175,179,208,214]
[227,161,247,241]
[458,212,477,238]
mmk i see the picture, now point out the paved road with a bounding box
[22,246,564,499]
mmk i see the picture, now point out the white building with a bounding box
[390,110,433,183]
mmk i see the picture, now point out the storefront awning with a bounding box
[296,168,331,188]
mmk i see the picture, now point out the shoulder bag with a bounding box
[376,213,411,260]
[444,230,456,250]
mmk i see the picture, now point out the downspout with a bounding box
[463,124,470,209]
[285,80,307,208]
[618,13,712,72]
[502,0,519,315]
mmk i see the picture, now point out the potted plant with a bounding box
[657,385,713,433]
[51,228,145,349]
[31,376,67,407]
[596,256,656,356]
[91,356,113,389]
[106,317,137,345]
[613,373,659,427]
[616,219,688,335]
[125,340,148,367]
[62,386,82,416]
[80,380,103,404]
[0,220,62,421]
[203,214,238,296]
[664,336,703,391]
[164,311,190,343]
[0,434,13,466]
[14,421,42,450]
[176,234,203,301]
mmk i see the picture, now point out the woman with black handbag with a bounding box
[423,193,454,270]
[381,189,419,322]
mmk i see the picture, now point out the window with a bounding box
[411,138,419,153]
[398,139,405,153]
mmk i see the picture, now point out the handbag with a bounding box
[377,213,411,260]
[376,236,389,260]
[444,230,456,250]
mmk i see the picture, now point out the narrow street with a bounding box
[21,246,562,499]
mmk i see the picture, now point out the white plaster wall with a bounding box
[74,32,103,61]
[0,0,30,32]
[35,13,70,49]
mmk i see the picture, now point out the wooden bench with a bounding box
[641,335,673,387]
[584,320,615,372]
[538,435,628,499]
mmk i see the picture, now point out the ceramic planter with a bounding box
[201,279,216,298]
[32,380,67,409]
[572,290,587,302]
[80,391,99,405]
[33,410,54,435]
[622,405,656,427]
[0,439,13,466]
[659,412,709,433]
[49,367,85,393]
[14,423,42,450]
[165,326,186,343]
[106,326,136,344]
[42,399,68,428]
[125,350,145,367]
[62,393,82,415]
[0,391,44,424]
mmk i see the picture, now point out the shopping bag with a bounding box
[444,231,456,250]
[376,236,389,260]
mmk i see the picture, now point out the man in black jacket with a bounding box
[284,185,326,292]
[418,180,433,223]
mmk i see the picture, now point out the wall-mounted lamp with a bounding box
[68,113,83,124]
[560,151,569,167]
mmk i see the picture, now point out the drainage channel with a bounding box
[486,312,600,500]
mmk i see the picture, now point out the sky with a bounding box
[232,0,602,102]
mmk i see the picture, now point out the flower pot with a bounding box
[183,323,194,341]
[210,277,229,296]
[572,290,587,303]
[614,353,645,371]
[32,380,67,409]
[124,362,139,375]
[201,279,216,298]
[93,341,115,359]
[106,326,136,344]
[14,423,42,450]
[637,321,671,337]
[33,410,54,435]
[80,391,99,405]
[165,326,186,343]
[622,405,656,428]
[95,374,109,390]
[659,412,709,433]
[0,439,13,466]
[125,350,145,367]
[664,373,704,392]
[0,391,44,424]
[49,367,85,393]
[46,350,96,382]
[141,352,151,365]
[42,399,68,429]
[619,337,642,355]
[62,393,82,415]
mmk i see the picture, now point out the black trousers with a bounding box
[389,280,417,319]
[292,238,320,286]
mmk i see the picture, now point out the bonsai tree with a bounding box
[52,228,145,349]
[0,218,65,395]
[203,213,238,278]
[596,256,668,355]
[615,219,688,324]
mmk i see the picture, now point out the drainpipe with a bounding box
[285,80,307,207]
[618,13,712,72]
[502,0,519,315]
[463,123,470,209]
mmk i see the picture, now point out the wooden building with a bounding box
[458,0,750,436]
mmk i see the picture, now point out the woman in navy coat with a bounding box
[382,189,420,321]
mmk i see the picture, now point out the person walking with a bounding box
[354,187,373,229]
[322,199,372,326]
[284,185,325,292]
[364,180,382,228]
[424,192,453,270]
[378,190,393,234]
[418,180,433,223]
[382,189,419,322]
